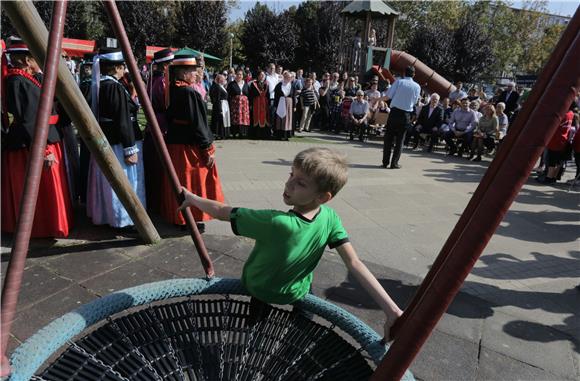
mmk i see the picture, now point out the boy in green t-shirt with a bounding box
[179,147,403,340]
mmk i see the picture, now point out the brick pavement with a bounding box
[1,132,579,380]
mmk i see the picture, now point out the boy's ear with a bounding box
[317,191,333,204]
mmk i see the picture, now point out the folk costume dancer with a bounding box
[273,71,294,141]
[227,69,250,138]
[209,73,231,140]
[160,54,224,229]
[144,48,173,213]
[86,49,146,228]
[249,71,269,139]
[1,41,73,237]
[79,52,96,204]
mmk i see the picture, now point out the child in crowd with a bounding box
[179,147,403,340]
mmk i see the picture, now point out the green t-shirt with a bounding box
[230,205,349,304]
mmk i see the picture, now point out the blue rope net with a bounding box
[9,278,414,381]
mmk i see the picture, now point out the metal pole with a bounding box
[0,1,67,375]
[229,33,234,68]
[103,0,214,277]
[1,1,161,245]
[390,7,580,340]
[372,9,580,380]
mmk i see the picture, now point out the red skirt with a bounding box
[252,94,269,127]
[1,143,73,238]
[231,95,250,126]
[160,144,225,224]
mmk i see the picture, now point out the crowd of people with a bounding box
[2,35,579,241]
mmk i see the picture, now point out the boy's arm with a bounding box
[336,242,403,341]
[178,187,232,221]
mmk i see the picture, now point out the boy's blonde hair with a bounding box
[293,147,348,196]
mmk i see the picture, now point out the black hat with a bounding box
[6,36,29,54]
[98,48,125,64]
[82,52,96,65]
[153,48,174,64]
[171,54,198,67]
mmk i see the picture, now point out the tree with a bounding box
[406,24,455,80]
[451,16,495,82]
[293,1,343,73]
[386,1,466,50]
[2,1,108,42]
[521,23,566,74]
[173,1,229,56]
[240,2,298,69]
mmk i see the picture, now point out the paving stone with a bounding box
[80,260,177,296]
[42,248,132,282]
[11,284,97,342]
[481,310,578,379]
[476,347,572,381]
[212,254,245,279]
[1,265,72,310]
[137,244,209,278]
[412,330,480,381]
[3,133,579,380]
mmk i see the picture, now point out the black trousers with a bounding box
[383,108,411,166]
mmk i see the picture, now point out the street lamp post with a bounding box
[229,32,234,69]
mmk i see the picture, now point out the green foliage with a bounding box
[388,0,564,78]
[223,21,247,69]
[293,1,343,73]
[240,2,298,69]
[173,1,229,57]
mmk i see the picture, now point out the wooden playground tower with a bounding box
[338,0,399,77]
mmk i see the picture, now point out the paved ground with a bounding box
[2,131,579,380]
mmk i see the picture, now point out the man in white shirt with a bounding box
[381,66,421,169]
[266,63,280,133]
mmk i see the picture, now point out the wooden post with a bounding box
[360,12,372,78]
[387,15,396,48]
[2,1,161,244]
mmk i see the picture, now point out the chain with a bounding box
[274,323,336,381]
[185,296,208,381]
[308,345,366,380]
[233,299,266,381]
[107,317,163,380]
[149,305,187,381]
[218,295,233,381]
[65,339,128,380]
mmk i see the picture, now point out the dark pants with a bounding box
[444,130,473,154]
[268,99,277,138]
[383,108,411,166]
[350,113,368,141]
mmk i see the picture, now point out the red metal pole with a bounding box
[103,0,214,277]
[390,6,580,339]
[372,10,580,380]
[0,1,68,376]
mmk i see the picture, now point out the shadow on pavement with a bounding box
[496,210,580,243]
[324,271,580,353]
[474,251,580,279]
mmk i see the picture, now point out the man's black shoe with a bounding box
[390,164,402,169]
[196,222,206,234]
[380,164,389,169]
